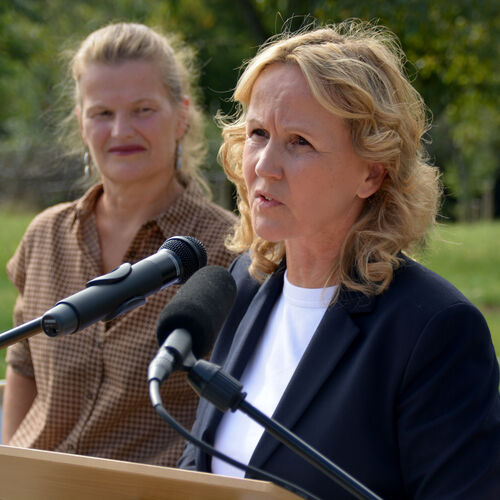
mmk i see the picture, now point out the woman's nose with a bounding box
[254,140,283,179]
[111,113,134,138]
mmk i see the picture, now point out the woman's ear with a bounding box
[357,163,386,199]
[75,106,87,145]
[175,96,190,139]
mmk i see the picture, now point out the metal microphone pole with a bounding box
[0,317,43,349]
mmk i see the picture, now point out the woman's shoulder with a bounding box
[337,253,485,341]
[7,200,80,285]
[201,198,238,226]
[370,255,487,340]
[186,191,237,226]
[19,200,78,242]
[185,180,235,214]
[389,256,472,309]
[172,181,237,236]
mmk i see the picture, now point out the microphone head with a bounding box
[156,265,236,359]
[160,236,207,283]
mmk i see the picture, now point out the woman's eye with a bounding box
[249,128,268,138]
[94,110,112,118]
[295,136,311,146]
[137,107,154,115]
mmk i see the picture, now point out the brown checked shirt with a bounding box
[6,180,237,467]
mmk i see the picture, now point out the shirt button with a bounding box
[86,391,94,400]
[66,444,75,452]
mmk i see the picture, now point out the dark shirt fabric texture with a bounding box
[6,180,237,467]
[179,253,500,499]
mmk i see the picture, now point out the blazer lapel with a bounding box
[202,269,284,445]
[249,296,367,470]
[199,258,376,472]
[224,270,284,380]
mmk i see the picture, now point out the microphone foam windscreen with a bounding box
[156,265,236,359]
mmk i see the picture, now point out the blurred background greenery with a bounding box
[1,0,499,217]
[0,0,499,373]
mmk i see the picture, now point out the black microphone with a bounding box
[41,236,206,337]
[148,265,236,384]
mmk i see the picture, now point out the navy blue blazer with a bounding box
[179,254,500,499]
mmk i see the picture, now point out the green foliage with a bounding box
[440,92,500,219]
[0,1,499,212]
[422,222,500,306]
[0,207,35,376]
[1,3,498,179]
[420,221,500,354]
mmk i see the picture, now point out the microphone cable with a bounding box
[186,359,383,500]
[149,379,322,500]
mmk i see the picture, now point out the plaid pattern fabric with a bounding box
[6,180,237,467]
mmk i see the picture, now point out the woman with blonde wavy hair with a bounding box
[180,21,500,498]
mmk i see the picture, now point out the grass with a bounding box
[0,212,499,378]
[420,221,500,354]
[0,208,37,376]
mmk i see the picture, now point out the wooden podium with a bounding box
[0,445,300,499]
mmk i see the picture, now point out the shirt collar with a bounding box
[72,179,208,240]
[74,183,104,223]
[153,179,208,239]
[274,256,377,314]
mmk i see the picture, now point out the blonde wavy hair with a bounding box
[220,20,441,295]
[66,22,209,193]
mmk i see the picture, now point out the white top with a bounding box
[212,272,337,477]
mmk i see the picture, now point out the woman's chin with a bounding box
[253,224,288,243]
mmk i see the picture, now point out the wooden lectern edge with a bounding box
[0,445,301,499]
[0,444,259,486]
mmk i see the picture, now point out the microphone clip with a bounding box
[187,359,246,413]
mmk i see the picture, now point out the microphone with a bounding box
[41,235,206,337]
[148,265,236,384]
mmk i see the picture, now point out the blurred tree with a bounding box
[0,0,498,218]
[244,0,500,220]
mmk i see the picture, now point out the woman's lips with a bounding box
[256,192,282,207]
[108,145,146,155]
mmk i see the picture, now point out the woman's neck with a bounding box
[284,239,341,289]
[97,176,184,229]
[94,176,185,273]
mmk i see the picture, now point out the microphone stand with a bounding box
[0,317,43,349]
[187,359,383,500]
